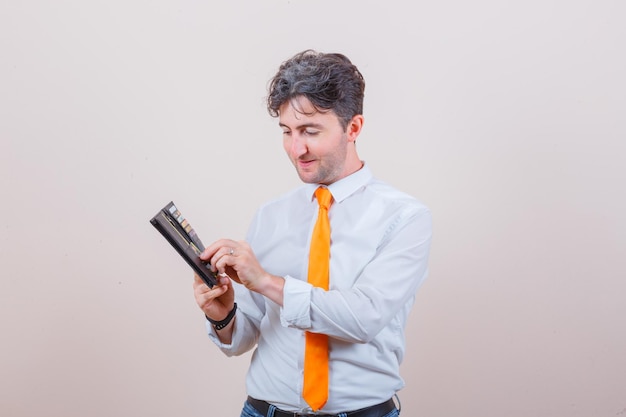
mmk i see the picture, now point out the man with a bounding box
[193,50,432,417]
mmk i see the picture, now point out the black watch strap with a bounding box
[206,303,237,330]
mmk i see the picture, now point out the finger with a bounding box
[195,281,226,305]
[215,275,231,286]
[193,274,205,290]
[201,238,235,261]
[193,274,212,290]
[211,246,237,274]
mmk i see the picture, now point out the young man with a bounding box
[193,50,432,417]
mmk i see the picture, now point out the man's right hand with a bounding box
[193,273,235,330]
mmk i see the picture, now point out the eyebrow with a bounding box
[278,122,324,130]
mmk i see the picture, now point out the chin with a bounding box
[296,170,318,184]
[299,176,318,184]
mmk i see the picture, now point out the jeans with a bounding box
[239,400,400,417]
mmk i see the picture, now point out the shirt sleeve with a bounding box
[282,205,432,344]
[280,276,314,328]
[206,283,266,356]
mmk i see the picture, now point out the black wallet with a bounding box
[150,201,218,288]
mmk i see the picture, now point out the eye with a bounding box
[282,130,292,136]
[303,129,320,136]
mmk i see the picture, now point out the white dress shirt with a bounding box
[207,164,432,414]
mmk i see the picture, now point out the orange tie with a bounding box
[303,187,333,411]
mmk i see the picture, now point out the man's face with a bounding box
[279,97,352,185]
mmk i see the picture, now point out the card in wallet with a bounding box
[150,201,218,288]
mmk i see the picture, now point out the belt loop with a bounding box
[338,413,347,417]
[267,403,276,417]
[393,393,402,414]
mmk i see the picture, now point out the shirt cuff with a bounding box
[206,319,234,348]
[280,276,312,328]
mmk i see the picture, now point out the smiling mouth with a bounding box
[297,159,316,168]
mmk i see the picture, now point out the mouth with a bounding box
[297,159,316,170]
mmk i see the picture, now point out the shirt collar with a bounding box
[305,163,373,204]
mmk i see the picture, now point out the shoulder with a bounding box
[250,185,313,227]
[365,177,430,213]
[257,185,310,212]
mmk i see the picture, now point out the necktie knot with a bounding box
[315,187,333,211]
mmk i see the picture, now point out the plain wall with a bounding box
[1,1,625,416]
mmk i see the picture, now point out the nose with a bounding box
[289,133,308,157]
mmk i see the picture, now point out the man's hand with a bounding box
[200,239,285,306]
[193,273,234,322]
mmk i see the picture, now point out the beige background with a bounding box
[1,1,625,416]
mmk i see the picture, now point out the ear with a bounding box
[346,115,364,143]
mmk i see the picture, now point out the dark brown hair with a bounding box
[267,50,365,129]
